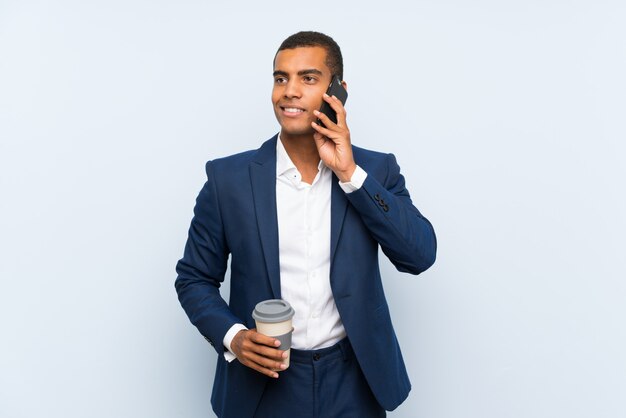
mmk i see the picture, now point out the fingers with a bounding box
[312,94,348,140]
[232,329,287,378]
[322,93,347,126]
[241,352,286,379]
[248,329,281,348]
[312,98,343,130]
[311,116,334,139]
[313,108,337,131]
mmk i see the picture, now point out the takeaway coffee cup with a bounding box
[252,299,295,369]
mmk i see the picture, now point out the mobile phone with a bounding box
[317,76,348,127]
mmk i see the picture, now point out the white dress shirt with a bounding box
[275,138,344,350]
[222,136,367,360]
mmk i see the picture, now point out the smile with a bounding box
[280,106,305,115]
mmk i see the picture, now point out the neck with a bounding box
[279,131,320,167]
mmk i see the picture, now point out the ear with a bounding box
[341,80,348,91]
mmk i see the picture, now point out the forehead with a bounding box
[273,46,330,75]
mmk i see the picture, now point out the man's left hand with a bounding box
[311,93,356,183]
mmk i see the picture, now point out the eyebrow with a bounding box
[273,69,324,77]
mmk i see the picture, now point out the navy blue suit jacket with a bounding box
[175,135,436,417]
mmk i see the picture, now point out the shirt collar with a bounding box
[276,135,297,178]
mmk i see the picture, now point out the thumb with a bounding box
[313,131,325,146]
[313,132,332,153]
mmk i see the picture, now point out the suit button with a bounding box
[313,353,321,361]
[374,193,381,202]
[383,204,389,212]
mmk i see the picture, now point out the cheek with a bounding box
[310,86,327,107]
[271,88,281,104]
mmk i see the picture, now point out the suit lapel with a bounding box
[250,135,281,299]
[330,175,349,266]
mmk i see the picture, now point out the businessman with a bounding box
[175,31,437,418]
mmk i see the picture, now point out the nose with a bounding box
[283,79,301,99]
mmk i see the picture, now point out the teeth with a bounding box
[284,108,304,113]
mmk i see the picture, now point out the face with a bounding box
[272,46,333,137]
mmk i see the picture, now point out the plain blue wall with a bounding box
[1,1,625,417]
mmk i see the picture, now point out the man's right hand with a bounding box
[230,328,287,378]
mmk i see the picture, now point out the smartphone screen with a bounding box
[317,76,348,127]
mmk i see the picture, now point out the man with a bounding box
[175,31,436,418]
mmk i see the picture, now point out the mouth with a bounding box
[279,106,306,117]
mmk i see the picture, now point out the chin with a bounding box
[281,127,315,137]
[279,121,315,137]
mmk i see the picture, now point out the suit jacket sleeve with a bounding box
[175,161,240,355]
[346,153,437,274]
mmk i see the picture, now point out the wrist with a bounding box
[224,324,248,357]
[336,163,357,183]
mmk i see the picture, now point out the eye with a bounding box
[303,76,317,84]
[274,77,287,85]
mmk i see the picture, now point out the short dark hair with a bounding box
[275,31,344,80]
